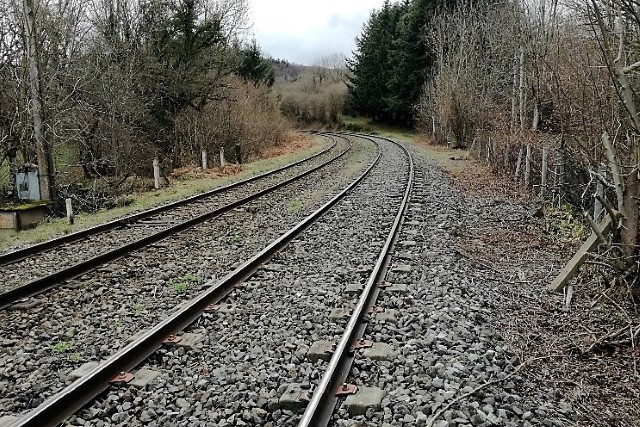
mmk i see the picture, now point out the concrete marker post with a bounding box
[219,147,225,168]
[201,150,207,170]
[153,157,160,189]
[65,198,74,225]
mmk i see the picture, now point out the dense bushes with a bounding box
[275,59,348,126]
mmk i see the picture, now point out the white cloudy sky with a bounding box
[249,0,385,65]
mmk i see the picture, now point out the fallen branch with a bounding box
[455,248,502,272]
[582,323,640,354]
[426,355,565,427]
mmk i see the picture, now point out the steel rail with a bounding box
[298,135,415,427]
[0,135,338,267]
[0,136,350,310]
[8,135,383,427]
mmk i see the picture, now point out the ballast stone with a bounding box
[345,284,364,295]
[176,333,204,349]
[216,304,236,314]
[329,308,348,321]
[362,343,395,361]
[278,384,309,412]
[375,309,398,323]
[392,264,412,274]
[383,283,408,293]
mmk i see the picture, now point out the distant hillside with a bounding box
[270,59,310,82]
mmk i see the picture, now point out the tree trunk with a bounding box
[511,51,518,132]
[621,173,640,258]
[518,47,526,133]
[23,0,55,202]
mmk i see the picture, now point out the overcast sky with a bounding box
[250,0,385,65]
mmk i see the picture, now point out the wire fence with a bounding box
[469,136,613,218]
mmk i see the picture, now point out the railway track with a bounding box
[0,133,351,309]
[1,134,413,427]
[0,133,584,427]
[0,133,378,425]
[0,133,337,267]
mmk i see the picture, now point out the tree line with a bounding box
[0,0,281,208]
[348,0,639,288]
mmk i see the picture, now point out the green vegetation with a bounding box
[173,282,188,294]
[287,199,302,214]
[237,41,276,87]
[68,353,81,363]
[51,341,72,353]
[347,0,443,125]
[0,201,49,212]
[171,273,201,294]
[229,235,243,245]
[275,54,347,126]
[545,205,588,243]
[340,115,419,142]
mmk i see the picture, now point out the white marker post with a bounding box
[202,150,208,170]
[219,147,225,168]
[65,198,74,225]
[153,157,160,189]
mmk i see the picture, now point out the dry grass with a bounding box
[0,132,323,252]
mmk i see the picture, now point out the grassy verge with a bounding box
[0,135,328,252]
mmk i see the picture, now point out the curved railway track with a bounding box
[2,134,413,427]
[0,133,337,266]
[299,135,414,426]
[0,134,351,309]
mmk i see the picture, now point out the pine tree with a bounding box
[347,0,456,126]
[347,1,404,121]
[386,0,439,125]
[237,41,276,87]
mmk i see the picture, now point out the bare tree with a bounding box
[586,0,640,267]
[23,0,56,201]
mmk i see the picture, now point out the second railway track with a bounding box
[0,133,350,309]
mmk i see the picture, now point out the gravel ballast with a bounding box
[0,135,343,294]
[61,137,411,426]
[4,135,629,426]
[335,143,573,427]
[0,135,375,419]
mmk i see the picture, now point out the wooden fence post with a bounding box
[525,144,532,187]
[486,137,491,163]
[515,146,523,182]
[594,164,606,221]
[541,147,549,197]
[554,148,565,206]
